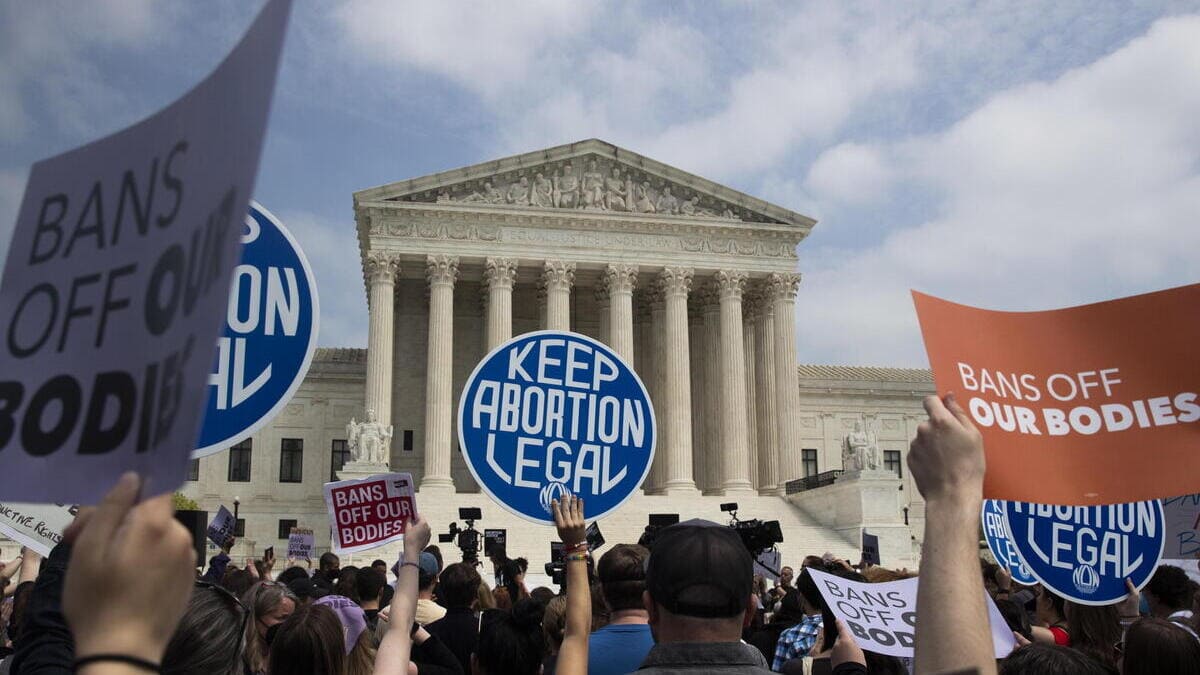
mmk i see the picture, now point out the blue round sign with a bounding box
[457,331,656,524]
[981,500,1037,586]
[1005,499,1165,605]
[193,202,319,457]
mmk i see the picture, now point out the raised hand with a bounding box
[63,472,196,665]
[552,495,586,546]
[907,393,985,505]
[403,513,431,559]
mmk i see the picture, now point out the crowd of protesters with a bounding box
[1,393,1198,674]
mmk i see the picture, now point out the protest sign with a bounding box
[754,549,783,582]
[0,0,292,503]
[982,500,1037,586]
[808,568,1015,658]
[457,330,656,524]
[323,472,416,554]
[483,528,507,557]
[861,530,881,566]
[0,502,77,556]
[287,527,315,560]
[1162,493,1200,559]
[912,285,1200,505]
[1005,499,1164,605]
[195,202,319,457]
[586,521,606,550]
[206,505,237,549]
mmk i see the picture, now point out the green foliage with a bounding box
[172,492,200,511]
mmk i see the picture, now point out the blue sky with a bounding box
[2,1,1198,367]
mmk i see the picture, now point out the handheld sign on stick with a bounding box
[206,505,237,549]
[195,202,319,457]
[912,285,1200,505]
[457,331,656,525]
[0,0,293,503]
[287,527,315,560]
[323,472,416,554]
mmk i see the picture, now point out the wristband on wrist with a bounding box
[74,654,161,673]
[565,552,590,562]
[562,541,589,553]
[399,560,420,571]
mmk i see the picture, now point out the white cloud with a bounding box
[805,142,893,206]
[797,15,1200,367]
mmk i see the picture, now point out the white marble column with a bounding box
[364,252,400,429]
[743,291,759,491]
[604,264,637,362]
[636,294,657,494]
[688,298,707,492]
[484,257,517,350]
[769,272,803,487]
[717,270,754,494]
[754,293,781,494]
[700,283,723,494]
[647,287,667,493]
[658,267,698,494]
[542,260,575,331]
[421,255,459,493]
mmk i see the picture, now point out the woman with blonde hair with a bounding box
[241,581,298,675]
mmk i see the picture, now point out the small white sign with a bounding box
[0,501,77,556]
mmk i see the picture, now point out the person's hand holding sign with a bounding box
[63,472,196,671]
[908,393,985,505]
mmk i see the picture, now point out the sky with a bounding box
[2,0,1198,368]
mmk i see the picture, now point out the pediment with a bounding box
[353,139,814,229]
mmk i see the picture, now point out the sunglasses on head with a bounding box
[195,580,250,640]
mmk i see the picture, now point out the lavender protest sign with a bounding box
[0,0,292,503]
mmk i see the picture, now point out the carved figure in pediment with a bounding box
[462,181,504,204]
[554,163,580,208]
[582,159,606,209]
[680,195,698,215]
[656,185,679,214]
[696,201,718,217]
[507,176,531,206]
[436,189,452,203]
[604,167,628,211]
[721,207,736,219]
[531,172,554,208]
[633,181,656,213]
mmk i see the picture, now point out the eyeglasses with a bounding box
[195,580,250,641]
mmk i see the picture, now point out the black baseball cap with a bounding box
[645,519,753,618]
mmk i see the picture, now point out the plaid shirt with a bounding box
[771,614,823,671]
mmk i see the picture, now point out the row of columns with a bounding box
[362,252,802,495]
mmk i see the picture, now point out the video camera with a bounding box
[438,507,483,563]
[721,502,784,575]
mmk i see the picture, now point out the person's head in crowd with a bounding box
[1065,600,1122,666]
[794,567,824,616]
[980,559,1002,596]
[530,586,556,607]
[1143,565,1194,618]
[643,519,755,644]
[1000,643,1118,675]
[355,567,387,610]
[318,552,340,577]
[778,566,794,588]
[162,582,246,675]
[489,545,508,568]
[1037,587,1068,629]
[590,581,611,631]
[370,559,387,574]
[288,577,324,604]
[334,566,360,603]
[417,551,440,598]
[222,568,255,598]
[424,544,443,572]
[994,598,1033,643]
[473,597,546,675]
[597,543,649,617]
[496,558,528,609]
[314,595,374,675]
[864,652,910,675]
[477,582,497,610]
[277,565,310,587]
[267,601,346,675]
[863,566,917,583]
[438,561,481,610]
[772,589,808,625]
[1119,616,1200,675]
[801,555,824,569]
[541,594,569,655]
[242,581,299,674]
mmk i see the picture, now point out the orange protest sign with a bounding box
[912,284,1200,505]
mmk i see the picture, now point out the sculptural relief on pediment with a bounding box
[395,155,770,224]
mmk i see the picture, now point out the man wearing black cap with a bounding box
[636,519,772,673]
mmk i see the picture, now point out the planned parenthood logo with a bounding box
[458,331,656,525]
[194,202,319,457]
[1005,499,1165,605]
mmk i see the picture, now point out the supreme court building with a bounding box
[86,140,938,570]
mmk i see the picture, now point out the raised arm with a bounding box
[909,394,996,675]
[553,495,591,675]
[374,513,431,674]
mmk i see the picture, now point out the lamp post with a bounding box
[233,497,241,535]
